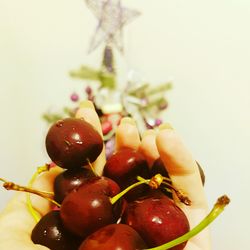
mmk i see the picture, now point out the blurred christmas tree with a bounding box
[43,0,172,157]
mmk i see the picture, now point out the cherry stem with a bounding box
[145,195,230,250]
[162,176,172,183]
[110,179,150,205]
[162,181,191,206]
[1,175,61,208]
[0,177,8,183]
[111,174,165,205]
[137,174,164,189]
[26,165,50,222]
[137,176,191,206]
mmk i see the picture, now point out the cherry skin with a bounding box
[31,210,82,250]
[122,190,190,250]
[53,167,95,204]
[103,148,150,201]
[60,176,122,238]
[79,224,147,250]
[150,158,170,178]
[46,118,103,169]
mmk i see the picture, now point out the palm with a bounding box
[0,101,210,250]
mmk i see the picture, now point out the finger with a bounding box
[0,191,51,250]
[75,100,106,176]
[115,118,140,151]
[156,125,211,249]
[184,242,202,250]
[156,125,206,207]
[138,129,159,167]
[31,166,63,215]
[0,201,49,249]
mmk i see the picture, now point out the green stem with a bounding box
[137,176,146,182]
[145,195,230,250]
[3,182,60,207]
[110,179,149,205]
[27,165,50,222]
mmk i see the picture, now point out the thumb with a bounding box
[0,166,62,250]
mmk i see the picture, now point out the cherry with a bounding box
[122,190,190,250]
[103,148,150,201]
[60,176,122,238]
[31,210,82,250]
[53,167,95,204]
[150,158,170,178]
[79,223,147,250]
[45,118,103,169]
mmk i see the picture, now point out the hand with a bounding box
[0,101,211,250]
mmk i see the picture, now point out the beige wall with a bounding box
[0,1,249,249]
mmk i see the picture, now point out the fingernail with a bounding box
[120,117,136,126]
[159,123,173,130]
[141,129,156,138]
[79,100,95,109]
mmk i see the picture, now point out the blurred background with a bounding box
[0,0,249,249]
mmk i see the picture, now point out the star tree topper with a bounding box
[85,0,141,53]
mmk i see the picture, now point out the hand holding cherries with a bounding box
[0,101,230,250]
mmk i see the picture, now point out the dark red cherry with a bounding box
[53,167,95,203]
[122,190,190,250]
[150,158,173,198]
[31,210,82,250]
[79,223,147,250]
[60,176,122,238]
[103,148,150,201]
[150,158,170,178]
[45,118,103,169]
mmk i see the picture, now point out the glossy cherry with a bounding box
[122,190,190,250]
[45,118,103,169]
[79,223,147,250]
[150,158,170,178]
[104,148,150,201]
[31,210,82,250]
[53,167,95,203]
[60,176,122,238]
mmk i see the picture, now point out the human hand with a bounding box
[0,100,211,250]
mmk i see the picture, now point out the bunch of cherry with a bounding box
[1,117,228,250]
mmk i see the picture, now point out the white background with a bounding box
[0,1,249,249]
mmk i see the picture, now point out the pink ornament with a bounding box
[155,118,163,126]
[70,93,79,102]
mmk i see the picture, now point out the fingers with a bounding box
[156,125,211,250]
[156,125,207,208]
[0,192,50,250]
[138,130,159,167]
[0,166,62,248]
[75,100,106,176]
[115,118,140,151]
[31,166,63,216]
[184,242,202,250]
